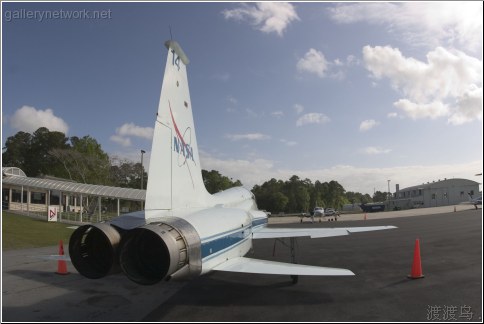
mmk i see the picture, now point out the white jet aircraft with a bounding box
[69,40,396,285]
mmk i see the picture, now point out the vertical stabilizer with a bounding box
[145,40,211,213]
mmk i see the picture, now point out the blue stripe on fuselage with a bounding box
[201,227,249,259]
[252,217,267,228]
[200,216,268,261]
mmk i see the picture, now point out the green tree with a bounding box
[109,157,147,189]
[202,170,242,194]
[2,131,32,171]
[3,127,69,177]
[253,176,352,213]
[281,175,313,213]
[346,191,372,204]
[326,180,348,209]
[295,185,310,212]
[252,178,288,213]
[271,191,289,212]
[49,135,111,184]
[311,180,328,208]
[373,191,388,202]
[282,175,300,212]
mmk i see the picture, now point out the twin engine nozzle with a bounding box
[68,218,202,285]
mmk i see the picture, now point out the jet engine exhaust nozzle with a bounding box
[69,223,122,279]
[119,219,201,285]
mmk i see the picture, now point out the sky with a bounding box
[2,2,483,195]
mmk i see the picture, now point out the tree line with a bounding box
[2,127,242,192]
[3,128,384,212]
[3,127,114,185]
[252,175,379,214]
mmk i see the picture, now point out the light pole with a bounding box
[141,149,146,210]
[387,179,391,200]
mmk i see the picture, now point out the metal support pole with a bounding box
[290,237,298,284]
[98,196,102,222]
[290,237,297,264]
[80,195,83,222]
[141,149,145,210]
[8,188,12,211]
[20,186,24,212]
[59,191,63,221]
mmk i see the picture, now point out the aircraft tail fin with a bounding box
[145,40,211,213]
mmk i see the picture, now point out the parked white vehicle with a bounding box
[323,207,339,221]
[313,207,325,217]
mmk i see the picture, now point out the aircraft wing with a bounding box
[252,226,397,239]
[213,257,354,276]
[31,255,71,261]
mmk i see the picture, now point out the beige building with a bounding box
[387,178,480,210]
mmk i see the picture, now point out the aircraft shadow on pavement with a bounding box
[142,273,337,321]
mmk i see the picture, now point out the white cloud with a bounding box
[296,113,330,126]
[333,58,343,66]
[296,48,329,78]
[271,111,284,118]
[359,119,380,132]
[10,105,69,134]
[280,139,298,147]
[116,123,154,140]
[393,99,449,120]
[293,104,304,114]
[297,49,351,80]
[387,112,399,118]
[328,2,483,54]
[363,45,483,124]
[225,133,271,141]
[361,146,392,155]
[245,108,259,118]
[448,84,483,125]
[222,2,299,36]
[110,123,153,147]
[346,55,358,66]
[212,73,231,82]
[200,150,482,195]
[227,95,238,105]
[110,135,131,147]
[200,150,276,188]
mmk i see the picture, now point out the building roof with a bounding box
[399,178,480,191]
[2,167,26,177]
[2,176,146,201]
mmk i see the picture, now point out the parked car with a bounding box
[323,207,340,221]
[313,207,325,217]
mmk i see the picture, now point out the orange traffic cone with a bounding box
[408,238,424,279]
[56,240,69,275]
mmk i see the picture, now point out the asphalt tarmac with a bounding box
[2,208,482,322]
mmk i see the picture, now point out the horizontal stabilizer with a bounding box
[252,226,396,240]
[213,257,354,276]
